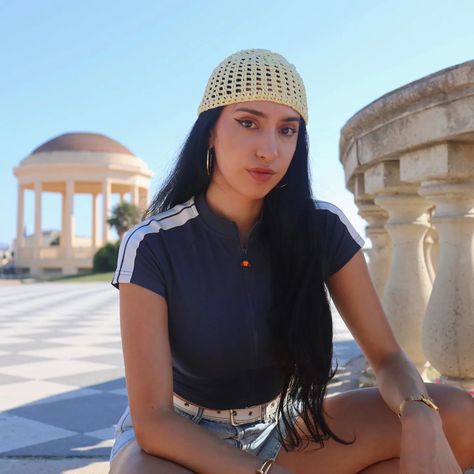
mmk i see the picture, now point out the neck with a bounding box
[205,183,262,245]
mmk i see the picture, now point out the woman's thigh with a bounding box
[109,438,194,474]
[275,383,474,474]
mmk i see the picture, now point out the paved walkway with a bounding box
[0,282,470,473]
[0,283,126,472]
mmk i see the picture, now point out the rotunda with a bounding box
[13,132,153,276]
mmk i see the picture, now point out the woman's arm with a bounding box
[119,282,290,474]
[325,250,464,472]
[325,249,439,422]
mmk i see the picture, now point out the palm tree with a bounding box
[107,202,141,241]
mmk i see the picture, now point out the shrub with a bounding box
[93,242,120,272]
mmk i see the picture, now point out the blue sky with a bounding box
[2,0,474,247]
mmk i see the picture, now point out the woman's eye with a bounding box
[238,119,255,128]
[282,127,297,136]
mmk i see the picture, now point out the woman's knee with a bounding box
[425,383,474,431]
[109,439,194,474]
[275,388,402,473]
[425,383,474,468]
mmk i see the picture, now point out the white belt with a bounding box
[173,393,281,426]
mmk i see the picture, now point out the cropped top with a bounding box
[111,192,365,409]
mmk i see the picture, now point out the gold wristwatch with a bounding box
[398,393,440,418]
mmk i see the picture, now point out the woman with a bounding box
[109,49,474,473]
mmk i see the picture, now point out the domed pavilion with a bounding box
[13,132,154,276]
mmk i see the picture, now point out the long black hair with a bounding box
[143,106,356,452]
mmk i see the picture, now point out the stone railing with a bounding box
[15,245,96,275]
[340,60,474,391]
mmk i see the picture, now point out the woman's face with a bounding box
[208,100,301,200]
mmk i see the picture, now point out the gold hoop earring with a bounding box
[206,148,213,177]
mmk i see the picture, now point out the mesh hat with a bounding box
[197,48,308,124]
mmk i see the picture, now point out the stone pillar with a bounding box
[16,183,25,250]
[365,161,433,371]
[401,142,474,387]
[60,190,65,257]
[63,179,75,259]
[138,187,148,214]
[102,180,111,244]
[354,174,391,298]
[142,188,150,215]
[132,184,140,207]
[92,193,99,249]
[33,181,42,260]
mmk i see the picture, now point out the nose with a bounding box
[256,131,279,161]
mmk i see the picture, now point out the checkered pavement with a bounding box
[0,282,125,460]
[0,282,361,463]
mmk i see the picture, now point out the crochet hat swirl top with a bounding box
[197,49,308,124]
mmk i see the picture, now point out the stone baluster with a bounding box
[354,174,391,299]
[365,160,433,371]
[401,142,474,388]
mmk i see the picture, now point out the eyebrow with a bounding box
[233,107,300,123]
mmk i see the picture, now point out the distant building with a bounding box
[13,132,153,276]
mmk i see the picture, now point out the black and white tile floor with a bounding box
[0,282,362,473]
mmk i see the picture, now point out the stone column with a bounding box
[132,184,140,207]
[63,179,75,258]
[60,190,65,257]
[138,187,148,214]
[401,142,474,388]
[92,193,99,249]
[365,161,433,371]
[102,180,111,244]
[141,188,150,216]
[16,183,25,251]
[33,181,42,260]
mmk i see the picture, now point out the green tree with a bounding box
[107,201,141,241]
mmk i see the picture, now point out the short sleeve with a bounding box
[111,220,167,298]
[315,200,365,279]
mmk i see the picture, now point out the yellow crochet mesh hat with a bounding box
[197,48,308,124]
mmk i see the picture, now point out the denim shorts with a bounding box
[109,401,300,466]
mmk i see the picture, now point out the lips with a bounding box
[247,168,276,182]
[247,168,276,175]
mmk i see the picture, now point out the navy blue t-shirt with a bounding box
[112,193,365,409]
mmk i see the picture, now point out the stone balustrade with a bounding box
[340,60,474,390]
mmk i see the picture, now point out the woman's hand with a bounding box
[399,403,462,474]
